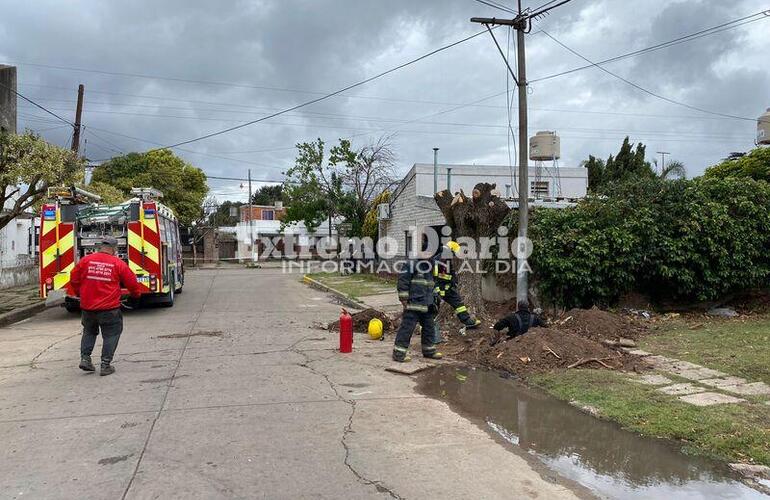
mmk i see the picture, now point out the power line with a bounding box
[538,28,760,122]
[472,0,516,15]
[0,81,73,126]
[82,125,291,170]
[207,175,284,183]
[529,0,559,12]
[154,28,492,149]
[424,11,770,128]
[531,10,770,84]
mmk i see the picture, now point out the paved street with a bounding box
[0,267,580,499]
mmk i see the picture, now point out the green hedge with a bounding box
[513,177,770,308]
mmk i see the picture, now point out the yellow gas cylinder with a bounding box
[368,318,384,340]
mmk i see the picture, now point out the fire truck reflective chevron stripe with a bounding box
[127,201,163,293]
[53,262,74,289]
[41,224,75,269]
[127,228,159,264]
[39,204,77,298]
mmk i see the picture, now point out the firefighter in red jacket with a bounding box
[69,237,143,376]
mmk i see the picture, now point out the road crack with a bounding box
[30,332,80,369]
[290,340,405,499]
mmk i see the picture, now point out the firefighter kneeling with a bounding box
[433,241,481,343]
[392,254,443,363]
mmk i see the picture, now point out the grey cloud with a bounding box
[0,0,766,197]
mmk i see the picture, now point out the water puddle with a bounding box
[416,366,766,499]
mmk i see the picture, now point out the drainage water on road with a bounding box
[416,366,765,499]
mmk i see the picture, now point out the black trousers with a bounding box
[438,281,472,323]
[394,309,437,359]
[80,308,123,365]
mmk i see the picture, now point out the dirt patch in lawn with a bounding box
[555,306,648,342]
[326,308,399,333]
[443,326,647,377]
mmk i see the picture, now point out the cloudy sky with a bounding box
[1,0,767,201]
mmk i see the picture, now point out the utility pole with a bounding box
[433,147,439,194]
[248,169,256,263]
[70,84,84,154]
[514,10,529,306]
[472,0,572,304]
[656,151,670,175]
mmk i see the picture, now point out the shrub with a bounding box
[515,177,770,307]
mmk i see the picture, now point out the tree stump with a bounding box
[434,183,511,318]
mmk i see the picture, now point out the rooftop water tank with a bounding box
[529,131,561,161]
[758,108,770,145]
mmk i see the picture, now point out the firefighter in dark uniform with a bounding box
[433,241,481,344]
[393,255,443,363]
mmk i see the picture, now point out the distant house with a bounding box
[239,201,287,222]
[233,201,339,260]
[0,198,35,288]
[378,163,588,258]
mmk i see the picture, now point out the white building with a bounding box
[378,163,588,258]
[232,218,340,261]
[0,198,36,288]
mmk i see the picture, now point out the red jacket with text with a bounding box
[69,252,143,311]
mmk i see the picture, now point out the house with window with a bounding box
[232,201,340,261]
[378,163,588,258]
[239,201,286,222]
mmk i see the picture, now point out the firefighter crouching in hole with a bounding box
[493,301,545,340]
[69,237,143,376]
[392,251,443,363]
[432,240,481,344]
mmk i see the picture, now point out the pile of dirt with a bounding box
[445,327,647,377]
[555,306,647,342]
[327,308,398,333]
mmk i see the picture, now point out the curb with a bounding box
[302,275,367,310]
[0,301,49,329]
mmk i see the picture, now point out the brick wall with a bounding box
[240,206,286,222]
[379,169,443,259]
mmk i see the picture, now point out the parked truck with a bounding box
[39,186,184,311]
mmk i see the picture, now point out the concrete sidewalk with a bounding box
[0,268,581,499]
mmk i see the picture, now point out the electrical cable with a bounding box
[153,28,493,150]
[423,11,769,127]
[531,10,770,84]
[538,28,760,122]
[472,0,517,15]
[0,81,73,126]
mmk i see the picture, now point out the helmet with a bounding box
[446,241,461,254]
[368,318,384,340]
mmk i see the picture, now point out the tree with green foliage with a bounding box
[92,149,208,224]
[362,190,390,240]
[583,137,655,192]
[704,147,770,182]
[208,200,244,226]
[251,184,284,206]
[283,139,344,233]
[283,136,396,236]
[655,159,686,180]
[0,131,82,230]
[82,180,125,205]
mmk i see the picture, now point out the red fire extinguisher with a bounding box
[339,308,353,353]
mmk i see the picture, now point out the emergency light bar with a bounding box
[131,187,164,200]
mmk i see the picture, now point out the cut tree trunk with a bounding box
[434,183,511,318]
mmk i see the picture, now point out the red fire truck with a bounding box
[39,187,184,311]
